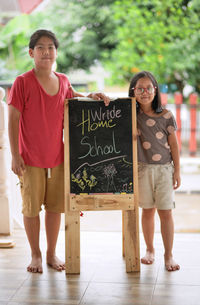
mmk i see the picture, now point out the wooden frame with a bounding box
[64,97,140,273]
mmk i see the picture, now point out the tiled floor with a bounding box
[0,229,200,305]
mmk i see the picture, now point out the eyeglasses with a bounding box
[132,87,156,95]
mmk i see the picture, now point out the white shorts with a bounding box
[138,162,175,210]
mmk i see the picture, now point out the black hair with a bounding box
[29,29,59,49]
[128,70,162,113]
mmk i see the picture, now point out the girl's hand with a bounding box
[70,86,110,106]
[173,171,181,190]
[87,92,110,106]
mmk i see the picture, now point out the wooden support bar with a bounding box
[70,194,134,211]
[65,211,80,274]
[123,209,140,272]
[122,98,140,270]
[64,100,80,274]
[122,211,125,257]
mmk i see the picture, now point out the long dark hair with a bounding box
[128,71,162,113]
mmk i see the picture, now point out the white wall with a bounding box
[0,87,12,234]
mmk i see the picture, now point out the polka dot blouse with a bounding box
[137,110,177,164]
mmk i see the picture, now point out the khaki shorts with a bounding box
[19,163,64,217]
[138,162,175,210]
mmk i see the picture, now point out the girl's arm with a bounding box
[168,132,181,189]
[8,105,25,176]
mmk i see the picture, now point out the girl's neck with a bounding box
[140,105,154,116]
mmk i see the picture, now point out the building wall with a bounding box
[18,0,43,13]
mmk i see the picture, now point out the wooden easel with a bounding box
[64,97,140,274]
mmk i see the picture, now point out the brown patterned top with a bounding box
[137,110,177,164]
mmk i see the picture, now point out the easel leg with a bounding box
[122,211,125,257]
[122,210,140,272]
[65,211,80,274]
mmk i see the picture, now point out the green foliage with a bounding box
[0,14,38,80]
[106,0,200,93]
[0,0,199,94]
[44,0,117,73]
[166,2,200,92]
[0,0,117,80]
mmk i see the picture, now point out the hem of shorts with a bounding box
[22,211,41,217]
[22,160,64,169]
[138,161,173,166]
[44,208,65,214]
[139,205,175,210]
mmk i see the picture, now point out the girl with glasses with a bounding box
[129,71,181,271]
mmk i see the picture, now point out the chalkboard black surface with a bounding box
[68,98,134,194]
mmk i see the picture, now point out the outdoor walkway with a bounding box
[173,193,200,232]
[0,158,199,304]
[0,229,200,305]
[78,192,200,234]
[178,157,200,193]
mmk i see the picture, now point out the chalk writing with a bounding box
[68,99,134,194]
[77,105,122,135]
[78,131,121,159]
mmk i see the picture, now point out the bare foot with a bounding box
[165,256,180,271]
[27,255,43,273]
[47,255,65,271]
[141,250,155,264]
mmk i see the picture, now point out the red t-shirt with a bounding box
[8,69,73,168]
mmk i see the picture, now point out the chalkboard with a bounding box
[64,97,140,274]
[68,98,134,194]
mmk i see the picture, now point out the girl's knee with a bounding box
[158,209,172,220]
[142,208,156,217]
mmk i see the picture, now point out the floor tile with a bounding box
[91,261,159,284]
[156,266,200,286]
[10,279,89,304]
[1,230,200,305]
[80,282,154,305]
[0,271,29,302]
[152,284,200,305]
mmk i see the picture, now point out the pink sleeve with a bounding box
[8,76,25,113]
[65,76,74,99]
[67,86,74,99]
